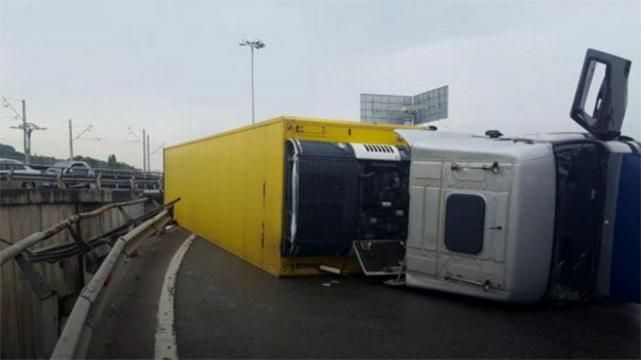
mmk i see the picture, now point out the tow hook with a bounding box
[482,280,492,292]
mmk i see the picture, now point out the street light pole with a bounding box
[239,39,266,124]
[250,45,255,125]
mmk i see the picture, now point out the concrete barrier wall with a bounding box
[0,189,144,359]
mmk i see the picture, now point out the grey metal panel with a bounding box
[395,129,554,162]
[407,186,424,250]
[413,86,448,124]
[360,86,448,125]
[423,188,441,251]
[503,155,556,302]
[360,93,413,125]
[399,129,557,303]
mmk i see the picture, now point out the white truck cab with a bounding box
[397,131,557,303]
[283,49,638,304]
[352,49,639,304]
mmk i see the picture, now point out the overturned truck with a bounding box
[165,49,639,304]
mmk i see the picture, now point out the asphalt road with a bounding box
[87,226,189,359]
[86,229,640,359]
[175,237,640,359]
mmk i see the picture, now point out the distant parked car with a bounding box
[45,160,95,177]
[0,158,41,188]
[44,160,96,189]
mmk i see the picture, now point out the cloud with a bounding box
[1,0,639,170]
[301,16,640,138]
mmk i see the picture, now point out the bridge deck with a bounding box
[88,227,640,358]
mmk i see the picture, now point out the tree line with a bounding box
[0,143,135,170]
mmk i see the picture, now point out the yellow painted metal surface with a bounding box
[164,116,415,276]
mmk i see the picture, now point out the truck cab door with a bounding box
[442,162,510,290]
[570,49,631,141]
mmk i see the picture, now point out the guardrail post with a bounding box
[67,225,91,253]
[15,254,59,357]
[117,205,132,222]
[56,173,64,189]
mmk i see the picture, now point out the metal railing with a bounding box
[0,198,149,266]
[0,170,163,190]
[51,208,175,359]
[0,197,180,359]
[27,164,163,176]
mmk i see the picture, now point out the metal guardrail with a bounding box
[0,171,162,190]
[0,198,148,266]
[0,196,180,358]
[50,208,174,359]
[27,164,163,177]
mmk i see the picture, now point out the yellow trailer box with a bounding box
[164,115,414,276]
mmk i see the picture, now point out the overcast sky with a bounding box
[1,0,639,170]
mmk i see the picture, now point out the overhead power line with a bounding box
[1,96,23,120]
[151,142,166,155]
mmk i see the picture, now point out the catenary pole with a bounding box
[146,134,150,172]
[22,100,28,163]
[142,129,147,172]
[68,119,74,159]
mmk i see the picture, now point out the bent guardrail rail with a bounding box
[1,195,181,358]
[50,207,176,359]
[0,198,148,266]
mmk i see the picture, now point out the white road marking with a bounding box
[154,233,195,360]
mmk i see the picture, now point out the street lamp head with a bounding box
[239,39,266,50]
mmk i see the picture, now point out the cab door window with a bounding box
[444,194,486,254]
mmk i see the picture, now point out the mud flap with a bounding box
[353,240,405,276]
